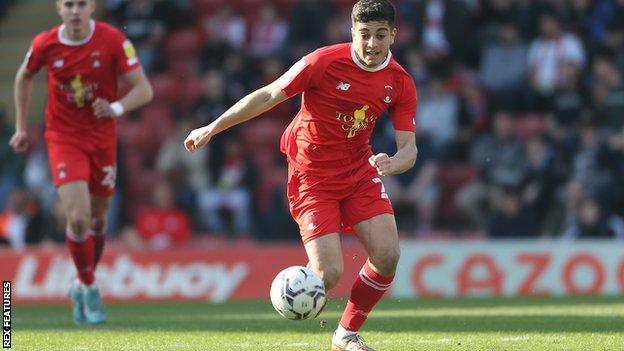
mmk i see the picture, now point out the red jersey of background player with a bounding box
[279,43,417,176]
[25,20,140,145]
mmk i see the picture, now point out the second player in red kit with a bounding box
[10,0,153,325]
[184,1,416,350]
[26,19,139,196]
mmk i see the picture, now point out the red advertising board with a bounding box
[0,243,368,303]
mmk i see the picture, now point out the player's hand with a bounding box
[184,126,212,153]
[9,130,29,153]
[369,153,394,176]
[92,98,115,118]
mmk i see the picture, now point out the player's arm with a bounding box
[92,67,153,118]
[184,80,289,152]
[9,60,36,153]
[369,130,417,176]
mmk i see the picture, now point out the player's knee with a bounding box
[91,217,107,235]
[315,264,343,290]
[370,246,400,275]
[67,213,91,236]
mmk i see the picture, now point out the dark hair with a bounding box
[352,0,395,27]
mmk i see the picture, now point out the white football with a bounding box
[270,266,327,320]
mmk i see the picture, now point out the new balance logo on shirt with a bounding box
[336,82,351,91]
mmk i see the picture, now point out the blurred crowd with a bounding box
[2,0,624,249]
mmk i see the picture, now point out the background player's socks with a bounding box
[93,235,105,268]
[338,259,394,331]
[66,229,95,285]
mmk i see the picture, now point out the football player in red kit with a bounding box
[184,1,416,349]
[10,0,153,325]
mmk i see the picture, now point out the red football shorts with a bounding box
[287,162,394,244]
[47,139,117,197]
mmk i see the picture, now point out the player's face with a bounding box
[351,21,396,67]
[56,0,95,33]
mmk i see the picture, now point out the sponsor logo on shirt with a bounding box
[59,77,99,107]
[336,82,351,91]
[336,104,371,139]
[70,75,86,107]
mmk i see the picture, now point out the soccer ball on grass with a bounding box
[270,266,326,320]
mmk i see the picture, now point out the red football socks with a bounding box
[93,234,105,268]
[66,229,95,285]
[339,260,394,331]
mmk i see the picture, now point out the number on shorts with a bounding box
[101,165,116,189]
[372,177,388,199]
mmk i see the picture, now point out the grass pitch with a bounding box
[12,296,624,350]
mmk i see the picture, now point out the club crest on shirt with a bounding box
[57,163,67,179]
[383,85,393,104]
[52,59,64,69]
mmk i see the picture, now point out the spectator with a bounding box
[0,106,25,210]
[562,197,624,239]
[131,180,192,250]
[197,139,256,236]
[0,188,32,249]
[288,0,334,57]
[113,0,168,73]
[527,11,585,111]
[248,3,289,58]
[488,187,538,238]
[383,151,440,236]
[415,77,459,157]
[570,121,615,202]
[198,5,245,71]
[552,61,589,127]
[521,135,562,230]
[479,21,528,111]
[157,119,209,192]
[455,110,526,228]
[410,0,475,67]
[592,55,624,130]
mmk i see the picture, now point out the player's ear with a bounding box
[350,26,355,40]
[391,27,397,45]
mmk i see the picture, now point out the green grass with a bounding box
[12,296,624,350]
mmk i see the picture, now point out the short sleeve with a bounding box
[277,49,326,97]
[25,33,47,74]
[390,75,417,132]
[110,29,141,73]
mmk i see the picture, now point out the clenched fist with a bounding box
[184,126,212,153]
[369,153,395,176]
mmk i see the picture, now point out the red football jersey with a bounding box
[25,20,140,145]
[278,43,417,176]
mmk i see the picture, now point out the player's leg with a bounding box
[331,214,398,351]
[82,195,109,324]
[80,145,118,325]
[90,195,111,268]
[332,169,398,351]
[58,181,93,325]
[287,164,345,290]
[303,233,344,290]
